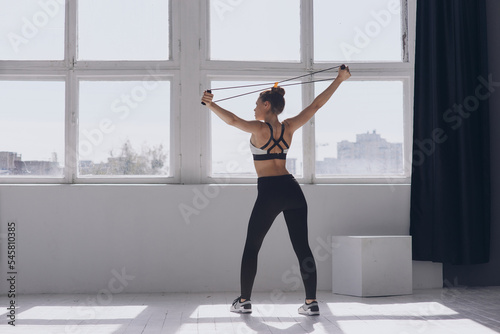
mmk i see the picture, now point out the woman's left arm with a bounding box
[202,91,263,133]
[285,65,351,133]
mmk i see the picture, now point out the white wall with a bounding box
[0,184,440,295]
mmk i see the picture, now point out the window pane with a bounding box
[210,0,300,62]
[0,0,65,60]
[314,0,402,62]
[0,81,65,176]
[78,0,169,60]
[315,81,404,176]
[79,80,170,176]
[211,81,302,177]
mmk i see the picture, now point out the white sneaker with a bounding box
[230,297,252,313]
[298,301,320,316]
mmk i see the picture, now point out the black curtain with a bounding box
[410,0,490,264]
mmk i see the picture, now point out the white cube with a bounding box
[332,236,413,297]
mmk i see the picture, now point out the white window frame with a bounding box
[0,0,416,185]
[0,0,181,184]
[200,0,416,184]
[74,71,180,184]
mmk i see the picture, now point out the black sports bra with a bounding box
[249,122,289,161]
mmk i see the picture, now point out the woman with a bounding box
[201,65,351,316]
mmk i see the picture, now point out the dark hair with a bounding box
[259,86,285,115]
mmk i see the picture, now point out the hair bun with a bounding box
[271,86,285,96]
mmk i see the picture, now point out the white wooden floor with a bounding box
[1,287,500,334]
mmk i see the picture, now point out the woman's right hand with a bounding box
[201,91,214,106]
[338,64,351,82]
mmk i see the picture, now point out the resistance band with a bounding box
[201,64,346,105]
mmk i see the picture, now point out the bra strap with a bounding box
[258,122,273,150]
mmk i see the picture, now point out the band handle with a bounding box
[201,89,212,105]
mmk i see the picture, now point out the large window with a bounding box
[0,0,415,184]
[0,0,174,183]
[206,0,414,183]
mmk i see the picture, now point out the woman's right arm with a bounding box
[285,65,351,133]
[202,91,263,134]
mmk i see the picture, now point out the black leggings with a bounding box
[240,174,317,300]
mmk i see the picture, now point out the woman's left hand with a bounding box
[338,65,351,82]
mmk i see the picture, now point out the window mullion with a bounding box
[401,0,410,63]
[66,0,77,67]
[300,0,314,183]
[65,71,77,183]
[64,0,77,183]
[178,0,203,183]
[301,0,314,68]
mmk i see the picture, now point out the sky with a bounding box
[1,0,405,176]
